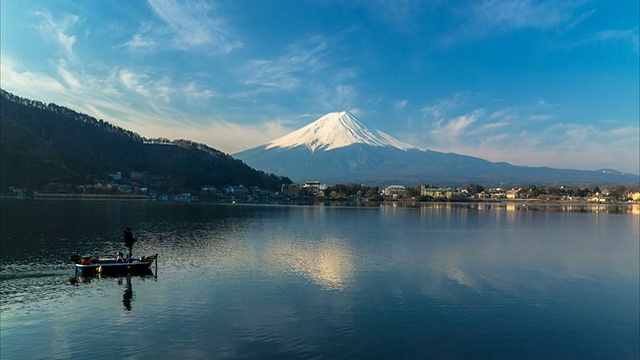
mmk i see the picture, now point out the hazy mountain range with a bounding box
[235,111,638,186]
[1,88,635,190]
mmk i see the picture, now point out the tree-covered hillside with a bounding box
[0,90,291,191]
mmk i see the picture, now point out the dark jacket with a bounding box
[124,229,135,247]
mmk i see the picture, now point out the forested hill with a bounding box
[0,90,291,191]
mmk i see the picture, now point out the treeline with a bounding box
[324,183,382,199]
[0,90,291,191]
[516,184,638,200]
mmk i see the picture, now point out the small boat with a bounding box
[70,253,157,276]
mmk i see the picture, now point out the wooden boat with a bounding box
[71,253,157,275]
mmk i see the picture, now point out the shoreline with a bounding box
[0,193,149,200]
[1,193,637,206]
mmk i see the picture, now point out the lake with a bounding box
[1,200,638,359]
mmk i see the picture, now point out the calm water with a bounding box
[1,200,638,359]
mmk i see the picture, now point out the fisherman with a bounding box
[123,227,135,262]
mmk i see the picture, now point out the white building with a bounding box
[383,185,407,198]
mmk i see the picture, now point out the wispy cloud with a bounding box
[182,82,216,100]
[122,23,157,51]
[429,109,483,144]
[334,85,357,110]
[34,11,79,60]
[3,48,278,155]
[406,100,640,173]
[119,69,151,97]
[116,69,214,103]
[473,0,580,30]
[311,82,360,111]
[529,114,553,121]
[439,0,590,45]
[571,27,640,52]
[1,56,65,97]
[422,93,466,119]
[360,0,435,30]
[242,35,334,90]
[197,119,293,154]
[394,99,408,110]
[481,121,511,130]
[56,61,83,90]
[1,54,220,139]
[146,0,242,53]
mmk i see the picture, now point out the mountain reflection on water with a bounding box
[0,200,638,359]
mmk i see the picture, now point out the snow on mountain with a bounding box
[265,111,422,152]
[234,111,639,186]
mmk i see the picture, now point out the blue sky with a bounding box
[1,0,638,174]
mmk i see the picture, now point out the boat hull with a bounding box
[76,262,153,275]
[74,255,157,276]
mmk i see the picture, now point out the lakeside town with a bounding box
[4,170,640,205]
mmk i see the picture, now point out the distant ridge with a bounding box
[235,112,639,186]
[0,89,291,190]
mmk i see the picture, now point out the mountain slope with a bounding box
[0,90,291,191]
[235,112,639,186]
[267,111,420,152]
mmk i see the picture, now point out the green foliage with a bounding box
[464,183,485,195]
[324,183,380,199]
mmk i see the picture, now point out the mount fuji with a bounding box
[234,111,637,186]
[265,111,420,152]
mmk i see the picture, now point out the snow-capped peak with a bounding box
[266,111,421,152]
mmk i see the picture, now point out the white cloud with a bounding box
[34,11,79,60]
[429,109,483,143]
[439,1,590,46]
[481,121,510,130]
[0,56,66,97]
[119,69,151,97]
[123,34,157,51]
[122,22,157,51]
[242,35,334,90]
[399,96,639,174]
[312,83,360,111]
[334,85,357,110]
[529,114,553,121]
[182,82,216,100]
[572,27,640,52]
[473,0,578,30]
[146,0,242,53]
[56,61,82,90]
[0,54,296,155]
[428,118,639,174]
[170,119,294,154]
[422,93,466,118]
[394,99,408,110]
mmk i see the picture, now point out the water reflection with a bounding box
[68,271,153,312]
[120,276,133,311]
[1,201,638,359]
[380,201,640,214]
[267,237,354,290]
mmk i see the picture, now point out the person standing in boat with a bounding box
[123,227,135,262]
